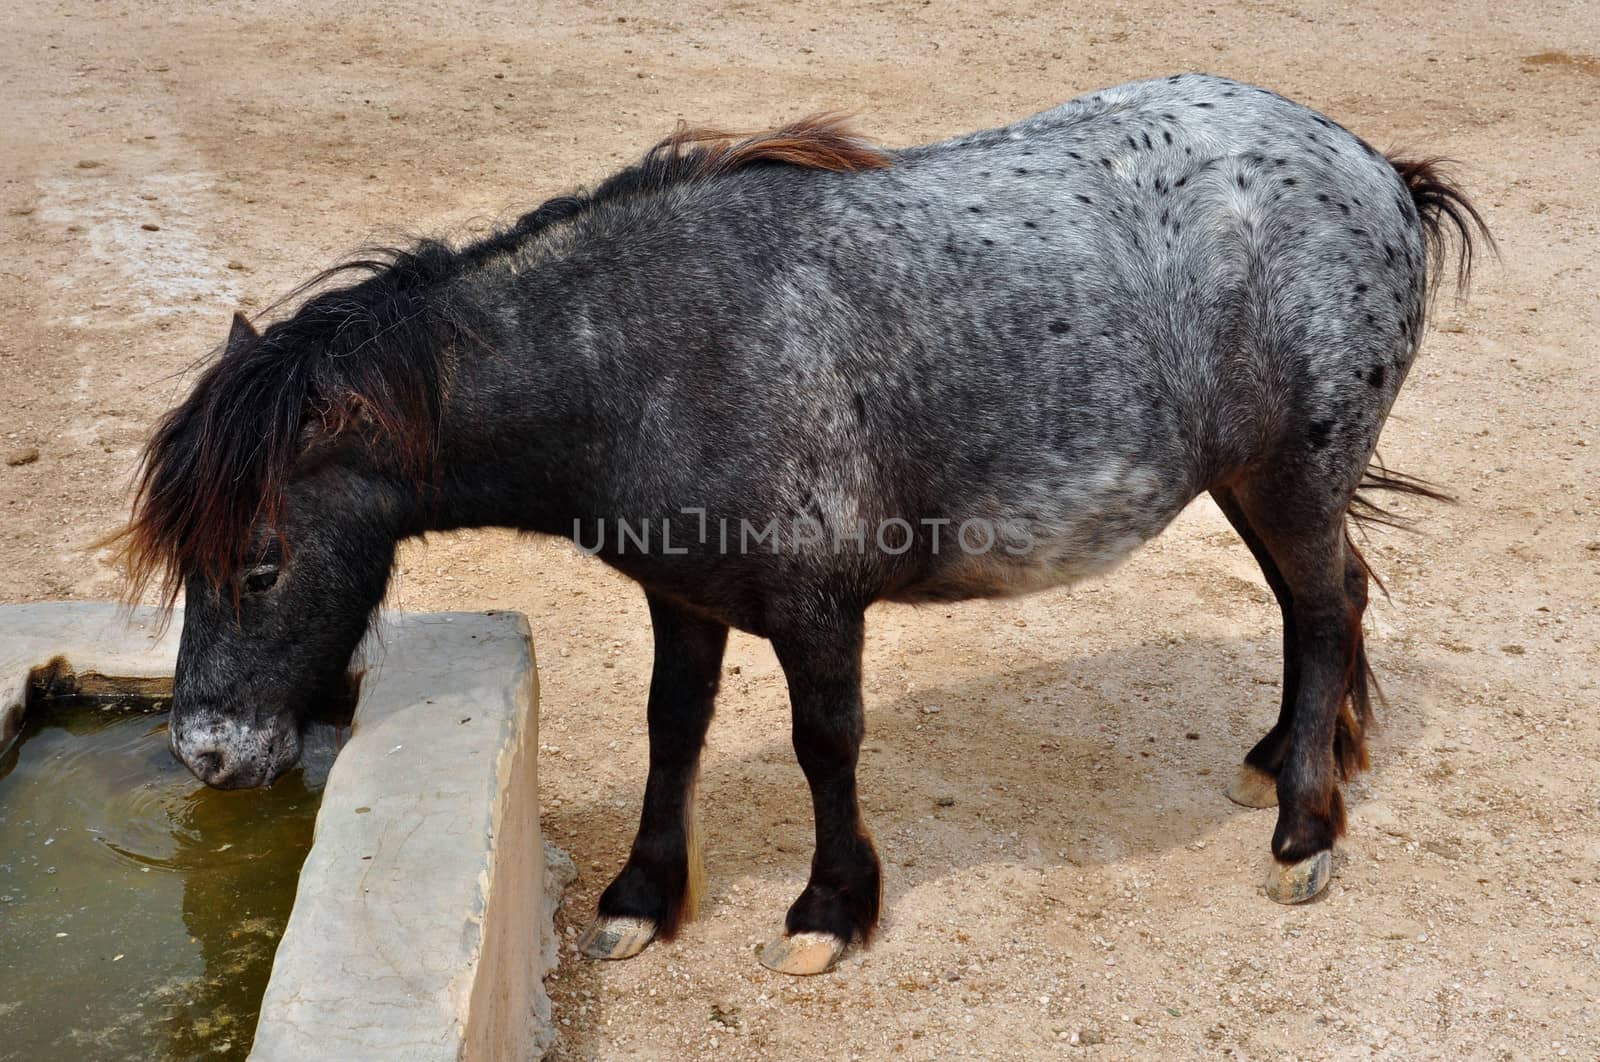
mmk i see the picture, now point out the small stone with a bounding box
[934,795,956,807]
[1423,839,1463,861]
[5,447,39,466]
[923,704,942,714]
[1079,1027,1105,1045]
[226,260,247,271]
[76,159,102,169]
[141,222,160,231]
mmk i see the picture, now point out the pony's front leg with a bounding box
[579,592,727,960]
[760,608,880,975]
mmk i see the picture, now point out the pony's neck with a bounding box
[412,261,604,541]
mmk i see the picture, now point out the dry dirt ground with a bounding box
[3,0,1598,1058]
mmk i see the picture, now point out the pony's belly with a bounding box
[887,456,1194,603]
[888,520,1163,604]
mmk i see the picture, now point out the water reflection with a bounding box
[0,698,342,1061]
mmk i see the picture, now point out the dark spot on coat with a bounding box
[1048,319,1071,334]
[1308,420,1333,450]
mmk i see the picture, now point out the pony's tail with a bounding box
[1336,459,1455,781]
[1386,155,1496,298]
[1328,158,1488,783]
[1352,156,1481,545]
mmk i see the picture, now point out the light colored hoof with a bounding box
[1265,850,1332,904]
[758,931,848,976]
[1226,764,1279,809]
[578,915,657,960]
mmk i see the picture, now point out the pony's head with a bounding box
[113,249,456,787]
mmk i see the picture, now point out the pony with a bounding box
[110,74,1488,975]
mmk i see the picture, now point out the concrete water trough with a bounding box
[0,602,565,1060]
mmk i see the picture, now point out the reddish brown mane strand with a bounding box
[652,113,893,179]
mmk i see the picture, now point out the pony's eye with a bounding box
[242,563,281,595]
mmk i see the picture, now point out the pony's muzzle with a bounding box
[170,711,299,789]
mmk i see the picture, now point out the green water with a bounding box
[0,697,344,1061]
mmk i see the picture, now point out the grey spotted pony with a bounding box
[113,73,1488,975]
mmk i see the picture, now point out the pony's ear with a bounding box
[226,311,260,353]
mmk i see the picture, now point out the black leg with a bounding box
[760,606,880,975]
[1230,481,1371,903]
[580,592,727,960]
[1212,486,1298,807]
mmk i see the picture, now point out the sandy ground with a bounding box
[3,0,1598,1057]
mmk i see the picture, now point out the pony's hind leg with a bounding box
[579,592,727,960]
[1210,486,1299,809]
[1227,477,1374,904]
[760,606,880,975]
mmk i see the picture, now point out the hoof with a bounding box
[578,915,657,960]
[1265,850,1332,904]
[1225,765,1279,809]
[758,931,848,976]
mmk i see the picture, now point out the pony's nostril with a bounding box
[185,748,225,785]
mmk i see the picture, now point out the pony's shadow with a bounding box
[542,631,1425,1050]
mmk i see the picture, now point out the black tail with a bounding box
[1345,158,1488,552]
[1350,457,1453,535]
[1387,155,1496,297]
[1329,159,1489,779]
[1337,467,1442,782]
